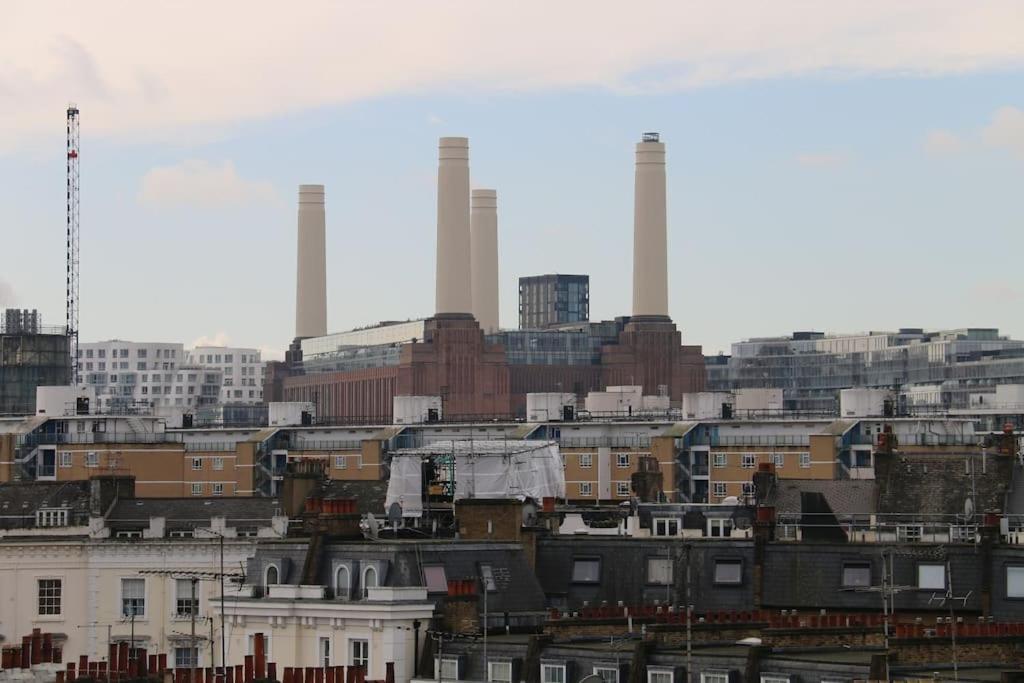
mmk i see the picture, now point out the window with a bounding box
[741,482,755,497]
[318,637,331,668]
[842,563,872,588]
[918,563,946,590]
[212,457,224,471]
[192,457,202,470]
[714,559,742,585]
[541,664,566,683]
[488,661,513,683]
[595,667,619,683]
[479,565,495,593]
[897,525,923,542]
[647,558,672,585]
[363,566,378,594]
[616,482,630,497]
[191,483,203,496]
[741,453,756,468]
[174,647,198,669]
[424,565,448,593]
[437,658,459,680]
[653,518,679,537]
[571,558,600,583]
[1007,566,1024,598]
[799,452,811,468]
[265,565,279,585]
[86,451,98,467]
[212,483,224,496]
[708,519,733,538]
[771,453,784,467]
[121,578,145,617]
[712,453,726,468]
[36,508,69,527]
[350,639,369,669]
[59,451,72,468]
[38,579,61,615]
[648,669,673,683]
[617,453,630,468]
[579,453,593,468]
[579,482,593,496]
[335,566,351,598]
[760,677,789,683]
[700,674,728,683]
[176,579,198,617]
[247,634,272,658]
[712,482,727,498]
[334,455,347,469]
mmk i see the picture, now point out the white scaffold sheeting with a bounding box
[384,440,565,518]
[384,453,423,517]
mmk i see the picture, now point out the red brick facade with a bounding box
[278,316,705,421]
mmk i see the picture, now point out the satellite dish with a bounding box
[964,497,975,521]
[387,502,403,527]
[366,513,379,540]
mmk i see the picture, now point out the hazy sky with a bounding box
[1,2,1023,359]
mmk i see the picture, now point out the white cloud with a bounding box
[190,331,232,348]
[923,129,963,156]
[796,153,846,168]
[138,160,276,208]
[982,106,1024,158]
[2,3,1024,151]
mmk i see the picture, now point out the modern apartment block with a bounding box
[186,346,266,404]
[518,273,590,330]
[708,328,1024,412]
[78,341,221,411]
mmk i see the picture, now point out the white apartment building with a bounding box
[186,347,266,404]
[78,341,222,411]
[0,492,286,669]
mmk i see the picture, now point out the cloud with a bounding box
[982,106,1024,159]
[2,3,1024,151]
[138,160,276,208]
[190,331,232,348]
[796,153,846,168]
[923,129,963,157]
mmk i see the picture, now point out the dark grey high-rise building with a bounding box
[1,309,71,415]
[518,274,589,330]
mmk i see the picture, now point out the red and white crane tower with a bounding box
[66,104,80,385]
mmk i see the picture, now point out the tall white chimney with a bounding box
[631,132,669,320]
[470,189,499,333]
[436,137,473,316]
[295,184,327,338]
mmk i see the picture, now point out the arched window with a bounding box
[335,566,350,598]
[265,565,279,586]
[362,566,378,596]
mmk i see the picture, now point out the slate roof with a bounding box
[764,479,877,517]
[314,479,388,515]
[106,497,281,530]
[0,480,93,529]
[874,451,1012,517]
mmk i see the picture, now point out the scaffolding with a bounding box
[0,312,71,415]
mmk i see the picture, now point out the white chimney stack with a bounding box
[435,137,473,316]
[295,184,327,338]
[631,132,669,320]
[471,188,499,333]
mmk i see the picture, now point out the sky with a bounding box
[1,2,1023,359]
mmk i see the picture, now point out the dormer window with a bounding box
[36,508,68,527]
